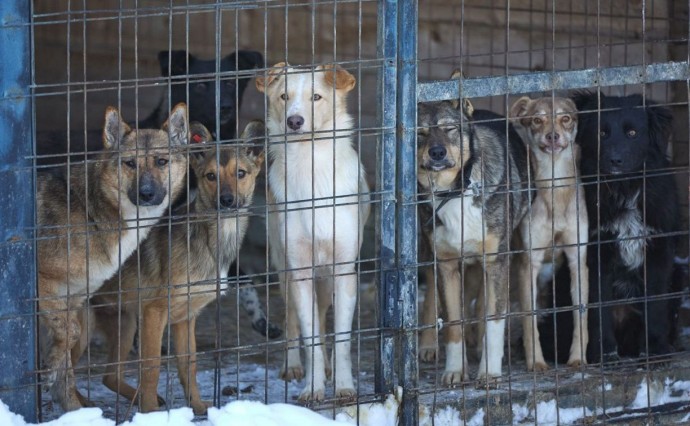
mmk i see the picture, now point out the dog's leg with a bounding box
[289,269,327,402]
[70,307,95,407]
[316,279,332,380]
[280,277,304,381]
[333,263,356,400]
[587,257,618,364]
[477,255,508,384]
[39,290,83,411]
[173,316,210,415]
[419,266,440,362]
[640,255,674,357]
[437,259,468,385]
[519,248,548,372]
[139,305,169,412]
[101,308,161,405]
[564,242,589,367]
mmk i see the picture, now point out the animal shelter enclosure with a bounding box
[1,0,690,425]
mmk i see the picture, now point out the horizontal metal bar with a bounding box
[418,61,690,102]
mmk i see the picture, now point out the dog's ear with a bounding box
[103,107,131,150]
[189,121,213,145]
[647,102,674,153]
[231,50,264,71]
[320,64,356,92]
[571,90,599,113]
[460,98,474,119]
[449,70,464,108]
[240,119,266,161]
[255,62,288,93]
[509,96,533,127]
[159,50,195,77]
[162,103,190,146]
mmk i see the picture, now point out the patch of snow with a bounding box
[511,404,529,425]
[211,401,346,426]
[534,400,592,425]
[120,408,195,426]
[0,400,115,426]
[629,378,690,410]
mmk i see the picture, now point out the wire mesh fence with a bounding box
[0,1,689,425]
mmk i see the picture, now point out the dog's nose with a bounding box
[545,132,560,142]
[219,193,235,208]
[138,185,156,203]
[428,145,447,161]
[610,157,623,167]
[287,115,304,131]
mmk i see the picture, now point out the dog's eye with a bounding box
[156,158,169,167]
[312,94,322,101]
[532,117,543,125]
[443,127,457,134]
[206,172,216,181]
[627,129,637,138]
[280,93,288,101]
[599,130,608,138]
[237,169,247,179]
[561,116,571,123]
[123,159,136,169]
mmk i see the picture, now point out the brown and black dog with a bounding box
[76,121,265,414]
[37,104,190,411]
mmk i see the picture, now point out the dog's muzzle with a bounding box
[128,174,166,207]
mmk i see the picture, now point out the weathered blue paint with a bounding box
[417,61,690,102]
[396,0,418,424]
[375,0,398,395]
[0,1,37,422]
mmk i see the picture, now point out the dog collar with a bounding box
[420,165,480,229]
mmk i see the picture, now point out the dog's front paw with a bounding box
[280,365,305,381]
[419,347,438,363]
[335,388,356,403]
[298,386,325,403]
[476,374,501,390]
[442,370,468,386]
[528,361,549,372]
[567,357,586,368]
[602,351,620,367]
[191,399,212,415]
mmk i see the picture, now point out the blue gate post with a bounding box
[396,0,418,423]
[375,0,398,395]
[0,1,38,422]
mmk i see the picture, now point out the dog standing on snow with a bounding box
[256,63,370,402]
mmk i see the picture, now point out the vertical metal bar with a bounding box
[0,1,37,421]
[375,0,398,395]
[397,0,418,424]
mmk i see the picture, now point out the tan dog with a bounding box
[256,63,370,402]
[74,121,265,414]
[510,96,588,371]
[37,104,189,411]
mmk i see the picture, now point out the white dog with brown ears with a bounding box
[510,96,588,371]
[256,63,370,402]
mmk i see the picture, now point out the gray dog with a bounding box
[417,72,530,385]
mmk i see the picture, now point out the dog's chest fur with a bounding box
[269,135,362,242]
[598,190,654,270]
[432,193,488,259]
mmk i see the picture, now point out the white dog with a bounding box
[256,63,370,402]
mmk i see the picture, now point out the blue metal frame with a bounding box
[375,0,398,395]
[395,0,418,423]
[0,1,37,422]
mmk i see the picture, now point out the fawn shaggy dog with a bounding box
[38,104,189,411]
[510,96,588,371]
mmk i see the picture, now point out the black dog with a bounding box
[541,92,679,365]
[140,49,263,141]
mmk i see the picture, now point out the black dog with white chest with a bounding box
[575,92,679,364]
